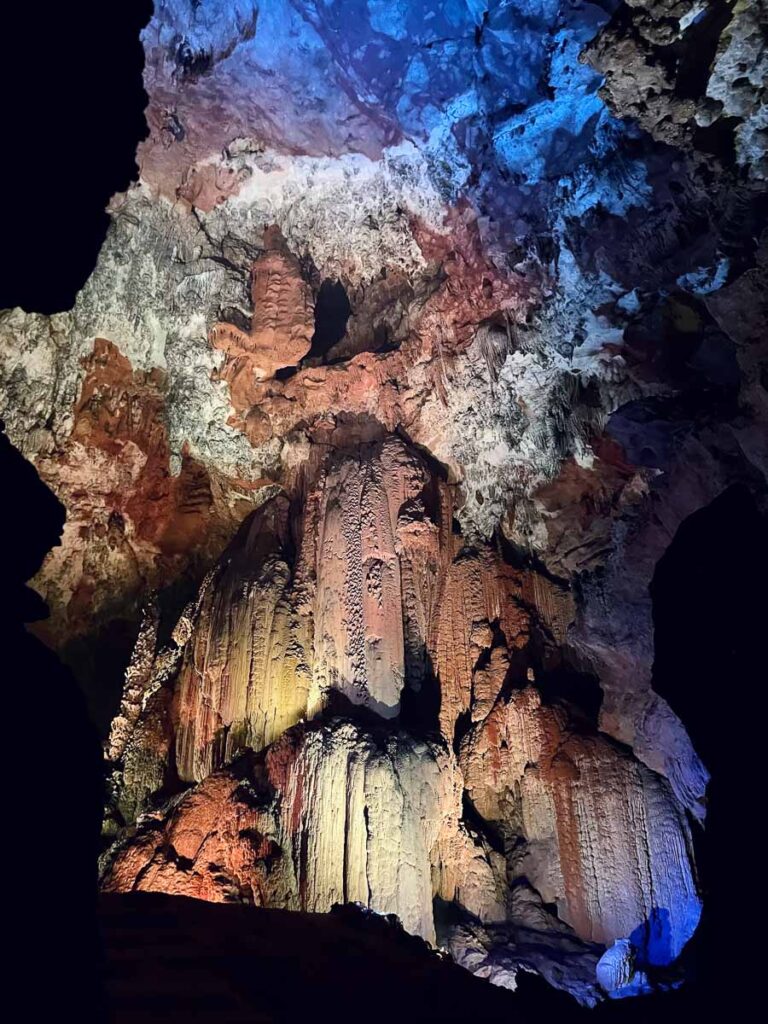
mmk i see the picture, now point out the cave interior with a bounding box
[1,1,766,1021]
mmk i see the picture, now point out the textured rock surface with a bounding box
[210,228,315,400]
[587,0,767,178]
[106,438,536,799]
[101,456,700,1000]
[596,938,651,998]
[461,687,700,960]
[444,883,606,1007]
[3,0,766,1007]
[103,717,496,946]
[172,495,309,781]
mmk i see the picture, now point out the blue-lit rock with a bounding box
[596,939,651,998]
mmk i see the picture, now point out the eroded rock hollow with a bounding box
[2,0,766,1008]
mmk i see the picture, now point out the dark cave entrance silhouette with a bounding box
[649,483,766,991]
[1,425,104,1016]
[309,279,352,360]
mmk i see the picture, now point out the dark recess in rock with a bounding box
[2,423,104,1020]
[308,279,353,361]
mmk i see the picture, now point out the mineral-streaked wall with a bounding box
[102,442,701,998]
[3,0,766,1006]
[172,495,308,781]
[103,717,506,945]
[461,686,700,961]
[112,437,532,791]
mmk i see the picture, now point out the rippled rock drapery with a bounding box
[2,0,766,1007]
[103,717,479,945]
[101,439,701,1002]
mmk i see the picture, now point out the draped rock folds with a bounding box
[173,494,310,782]
[103,717,501,946]
[461,687,701,962]
[103,435,701,1000]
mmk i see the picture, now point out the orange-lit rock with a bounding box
[298,437,428,719]
[97,415,700,989]
[109,435,544,807]
[103,768,278,904]
[531,434,646,578]
[431,545,529,739]
[409,203,542,353]
[211,230,314,407]
[29,339,257,655]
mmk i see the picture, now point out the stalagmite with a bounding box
[103,718,500,945]
[173,495,311,782]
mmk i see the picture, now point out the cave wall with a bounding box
[2,0,766,1006]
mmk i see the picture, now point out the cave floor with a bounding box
[99,892,531,1023]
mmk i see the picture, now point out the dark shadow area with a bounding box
[1,11,149,1018]
[651,484,766,766]
[62,618,141,739]
[670,1,734,101]
[273,362,301,381]
[309,279,352,360]
[1,423,104,1021]
[0,5,152,312]
[461,791,506,856]
[371,321,398,353]
[452,706,473,754]
[531,659,603,728]
[399,645,443,739]
[636,483,768,1019]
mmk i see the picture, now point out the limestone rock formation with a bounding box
[461,687,700,961]
[2,0,766,1008]
[173,495,309,782]
[101,441,700,999]
[103,717,500,946]
[105,437,535,809]
[210,228,315,401]
[587,0,768,179]
[596,939,651,998]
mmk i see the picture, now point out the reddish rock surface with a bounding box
[103,718,487,945]
[30,339,257,654]
[211,230,315,409]
[461,687,700,959]
[108,437,549,797]
[102,437,700,982]
[4,1,765,1009]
